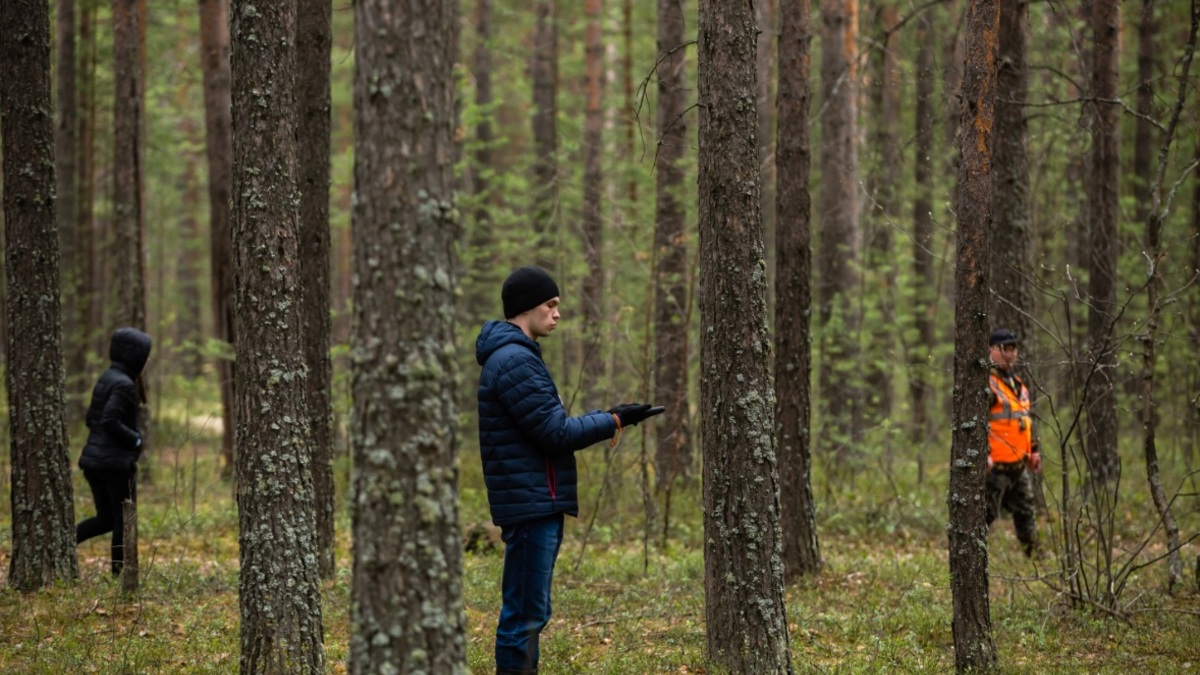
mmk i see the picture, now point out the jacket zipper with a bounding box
[545,458,557,499]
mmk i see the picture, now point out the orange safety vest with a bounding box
[988,370,1032,464]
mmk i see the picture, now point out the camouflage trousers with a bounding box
[985,463,1037,552]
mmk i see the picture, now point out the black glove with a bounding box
[607,403,666,427]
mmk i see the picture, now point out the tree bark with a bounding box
[654,0,691,491]
[297,0,335,582]
[78,0,99,364]
[1,0,80,591]
[112,0,146,330]
[198,0,237,478]
[1137,0,1197,596]
[817,0,862,462]
[864,1,900,430]
[1085,0,1122,485]
[349,1,466,671]
[758,0,777,311]
[910,10,936,484]
[56,0,86,420]
[698,1,792,671]
[230,0,325,671]
[530,0,558,268]
[178,115,205,379]
[1133,0,1157,227]
[948,0,999,670]
[990,0,1033,357]
[581,0,605,403]
[119,498,138,593]
[776,0,820,581]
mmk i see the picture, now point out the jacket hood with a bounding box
[109,327,153,377]
[476,320,540,366]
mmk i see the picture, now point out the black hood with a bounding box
[109,327,152,377]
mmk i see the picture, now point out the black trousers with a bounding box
[76,468,136,575]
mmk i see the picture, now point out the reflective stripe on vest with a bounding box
[988,372,1032,463]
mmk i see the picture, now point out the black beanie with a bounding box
[502,266,560,319]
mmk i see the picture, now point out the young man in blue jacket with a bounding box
[476,266,662,674]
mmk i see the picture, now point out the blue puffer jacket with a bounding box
[476,320,617,526]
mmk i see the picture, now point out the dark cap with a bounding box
[502,266,560,319]
[989,328,1018,346]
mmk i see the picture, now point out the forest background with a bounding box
[2,0,1200,672]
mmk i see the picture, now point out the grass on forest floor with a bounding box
[1,431,1199,673]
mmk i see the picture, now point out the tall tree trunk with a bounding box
[948,0,999,671]
[178,115,205,379]
[943,3,963,167]
[349,0,466,671]
[1133,0,1157,227]
[78,0,99,365]
[654,0,691,492]
[990,0,1033,356]
[112,0,152,479]
[230,0,325,670]
[1126,0,1155,410]
[1137,0,1197,595]
[581,0,604,402]
[698,1,792,671]
[112,0,146,330]
[623,0,637,203]
[1,0,80,591]
[817,0,862,464]
[1085,0,1121,485]
[863,0,899,432]
[910,11,936,485]
[776,0,820,581]
[758,0,777,311]
[56,0,86,422]
[297,0,335,582]
[464,0,496,322]
[198,0,237,478]
[530,0,558,268]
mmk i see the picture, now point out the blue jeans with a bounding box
[495,513,564,673]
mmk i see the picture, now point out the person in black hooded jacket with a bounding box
[76,327,152,575]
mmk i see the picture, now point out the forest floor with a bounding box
[1,434,1198,673]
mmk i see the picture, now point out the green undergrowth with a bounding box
[2,433,1198,672]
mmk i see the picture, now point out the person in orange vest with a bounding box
[985,328,1041,557]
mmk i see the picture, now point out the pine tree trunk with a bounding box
[1,0,80,590]
[78,0,100,365]
[758,0,777,311]
[653,0,691,491]
[776,0,820,581]
[112,0,152,479]
[296,0,335,582]
[1084,0,1121,486]
[198,0,237,479]
[56,0,86,422]
[910,11,936,485]
[864,1,899,431]
[990,0,1033,358]
[349,1,466,671]
[112,0,146,330]
[230,0,325,670]
[530,0,558,267]
[948,0,999,670]
[581,0,605,403]
[698,1,792,671]
[1138,0,1197,596]
[817,0,862,463]
[178,115,205,379]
